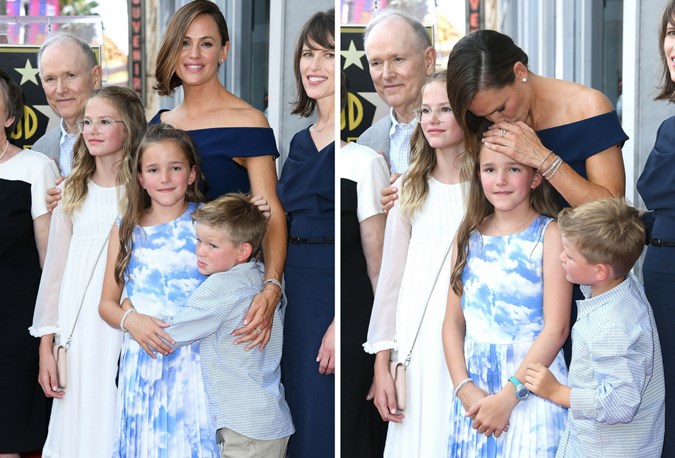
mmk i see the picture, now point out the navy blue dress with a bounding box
[150,110,279,200]
[537,111,628,367]
[277,128,335,458]
[637,115,675,458]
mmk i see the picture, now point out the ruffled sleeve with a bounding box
[363,176,411,353]
[29,182,72,337]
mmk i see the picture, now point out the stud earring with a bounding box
[219,59,224,64]
[522,77,527,83]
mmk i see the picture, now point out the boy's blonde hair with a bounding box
[191,193,267,260]
[557,198,645,278]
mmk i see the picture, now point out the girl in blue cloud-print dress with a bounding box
[443,143,571,457]
[99,125,217,457]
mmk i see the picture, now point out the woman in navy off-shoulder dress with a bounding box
[636,3,675,455]
[446,30,627,370]
[277,9,335,458]
[150,1,286,347]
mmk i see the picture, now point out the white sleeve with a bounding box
[356,153,389,223]
[29,184,72,337]
[363,176,411,353]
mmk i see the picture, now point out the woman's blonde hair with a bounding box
[114,124,206,284]
[400,71,467,216]
[61,86,146,216]
[449,142,561,295]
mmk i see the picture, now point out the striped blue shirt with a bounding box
[388,109,416,174]
[163,261,294,440]
[556,273,665,457]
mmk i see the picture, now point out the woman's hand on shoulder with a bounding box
[232,289,277,350]
[46,175,65,213]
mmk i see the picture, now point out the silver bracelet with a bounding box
[120,309,136,332]
[453,377,473,397]
[262,278,282,292]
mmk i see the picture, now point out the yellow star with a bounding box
[15,59,40,85]
[341,40,366,70]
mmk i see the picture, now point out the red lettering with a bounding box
[132,35,141,47]
[132,6,141,18]
[132,20,141,33]
[469,0,480,10]
[132,50,141,61]
[470,12,479,29]
[133,77,141,90]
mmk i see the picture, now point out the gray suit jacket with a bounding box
[357,115,392,168]
[32,126,62,167]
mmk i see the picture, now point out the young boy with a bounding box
[162,193,294,457]
[525,198,665,457]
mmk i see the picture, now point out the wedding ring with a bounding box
[256,327,262,335]
[500,129,506,137]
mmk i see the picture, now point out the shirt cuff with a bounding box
[362,339,397,354]
[570,387,597,419]
[28,325,60,338]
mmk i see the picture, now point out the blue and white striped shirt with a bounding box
[163,261,294,440]
[388,109,416,174]
[556,273,665,457]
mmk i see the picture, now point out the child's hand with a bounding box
[316,321,334,375]
[525,363,560,401]
[46,175,64,213]
[380,173,401,213]
[37,342,64,399]
[124,312,174,358]
[370,364,404,423]
[466,391,516,438]
[457,382,488,415]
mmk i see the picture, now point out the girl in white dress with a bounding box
[30,86,146,458]
[364,72,467,457]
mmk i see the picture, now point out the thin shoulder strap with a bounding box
[63,231,112,350]
[403,240,453,369]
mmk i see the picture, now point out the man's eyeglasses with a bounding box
[76,118,124,134]
[414,105,454,124]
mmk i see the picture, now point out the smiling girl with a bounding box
[443,139,570,457]
[31,86,146,458]
[364,71,466,457]
[98,124,217,457]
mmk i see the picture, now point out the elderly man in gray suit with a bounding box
[357,11,436,175]
[33,33,102,177]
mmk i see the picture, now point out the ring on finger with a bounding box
[256,327,262,335]
[500,129,506,137]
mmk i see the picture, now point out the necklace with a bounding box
[0,139,9,161]
[312,121,333,133]
[492,212,535,236]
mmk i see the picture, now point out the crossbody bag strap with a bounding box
[63,231,112,350]
[402,241,453,369]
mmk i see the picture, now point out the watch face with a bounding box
[516,384,530,401]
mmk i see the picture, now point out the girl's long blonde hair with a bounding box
[114,124,206,285]
[449,143,561,296]
[61,86,146,216]
[399,71,469,216]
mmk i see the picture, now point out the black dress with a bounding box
[0,150,56,452]
[340,143,389,457]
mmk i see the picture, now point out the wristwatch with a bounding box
[508,376,529,401]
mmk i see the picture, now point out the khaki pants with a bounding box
[216,428,290,458]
